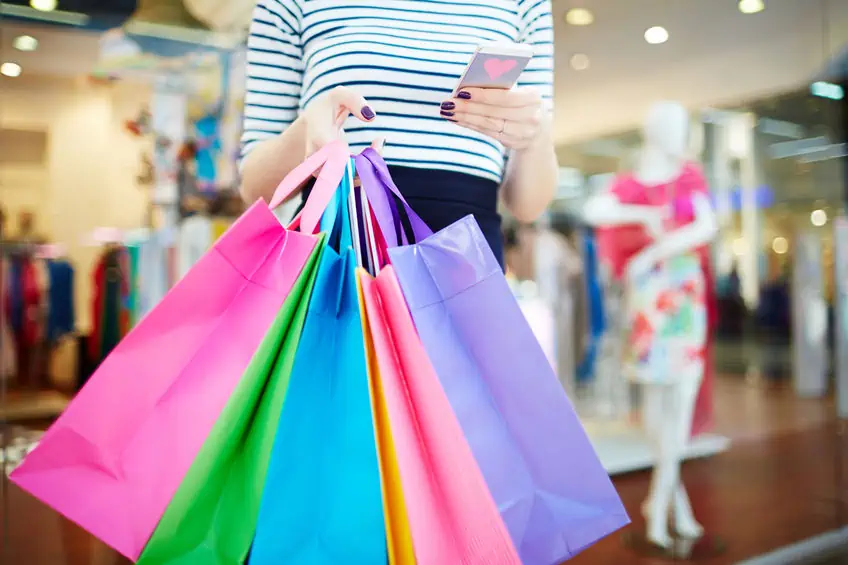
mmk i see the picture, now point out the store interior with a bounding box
[1,0,848,563]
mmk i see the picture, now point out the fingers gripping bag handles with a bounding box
[356,149,630,564]
[358,266,522,565]
[9,140,349,561]
[249,159,387,565]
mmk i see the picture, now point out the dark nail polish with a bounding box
[440,101,455,110]
[457,91,471,100]
[440,110,455,117]
[361,105,375,120]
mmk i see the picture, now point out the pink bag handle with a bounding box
[267,140,350,235]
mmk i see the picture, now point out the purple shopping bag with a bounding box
[355,149,629,565]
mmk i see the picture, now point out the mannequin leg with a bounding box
[674,482,704,538]
[641,365,704,547]
[670,370,704,538]
[642,384,676,548]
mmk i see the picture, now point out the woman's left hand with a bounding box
[441,87,548,150]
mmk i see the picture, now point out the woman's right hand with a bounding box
[302,86,377,154]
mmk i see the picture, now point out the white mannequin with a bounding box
[583,101,718,548]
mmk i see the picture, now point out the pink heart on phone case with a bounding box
[483,58,518,80]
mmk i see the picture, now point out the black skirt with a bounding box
[298,165,504,268]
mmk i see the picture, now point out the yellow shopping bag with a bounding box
[356,276,416,565]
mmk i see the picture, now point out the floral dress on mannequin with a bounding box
[597,162,713,391]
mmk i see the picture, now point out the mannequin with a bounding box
[583,101,718,548]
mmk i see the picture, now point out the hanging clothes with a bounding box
[89,247,131,366]
[126,244,140,326]
[177,214,212,279]
[0,258,17,380]
[194,113,221,191]
[7,258,24,335]
[211,217,232,242]
[6,255,46,388]
[534,227,584,392]
[136,231,172,321]
[576,231,606,384]
[46,260,75,342]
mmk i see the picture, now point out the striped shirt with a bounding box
[241,0,554,183]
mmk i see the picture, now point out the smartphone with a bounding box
[454,42,534,93]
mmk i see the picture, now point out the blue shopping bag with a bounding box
[250,160,387,564]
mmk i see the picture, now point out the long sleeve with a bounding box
[240,0,304,161]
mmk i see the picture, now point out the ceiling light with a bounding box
[644,26,669,45]
[772,236,788,255]
[13,35,39,52]
[811,209,828,227]
[1,62,22,78]
[738,0,765,14]
[570,53,590,71]
[565,8,594,26]
[30,0,57,11]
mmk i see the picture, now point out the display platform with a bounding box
[583,418,732,475]
[622,530,727,561]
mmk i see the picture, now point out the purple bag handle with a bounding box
[355,149,433,247]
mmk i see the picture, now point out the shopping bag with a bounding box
[358,266,522,565]
[355,149,630,564]
[356,230,416,565]
[136,236,324,565]
[250,161,386,564]
[10,140,350,561]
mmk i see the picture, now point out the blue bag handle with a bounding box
[319,159,355,253]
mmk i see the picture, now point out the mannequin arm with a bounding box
[582,193,663,228]
[627,193,717,275]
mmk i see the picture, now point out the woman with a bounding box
[239,0,558,265]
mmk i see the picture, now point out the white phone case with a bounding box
[454,42,534,93]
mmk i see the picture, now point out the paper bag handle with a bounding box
[267,139,350,234]
[354,149,433,247]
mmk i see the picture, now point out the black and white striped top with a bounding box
[241,0,554,183]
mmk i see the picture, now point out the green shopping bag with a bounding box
[136,235,325,565]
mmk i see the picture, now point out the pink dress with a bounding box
[596,163,715,433]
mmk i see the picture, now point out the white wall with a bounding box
[0,75,152,332]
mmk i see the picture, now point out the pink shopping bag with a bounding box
[10,141,351,561]
[358,266,521,565]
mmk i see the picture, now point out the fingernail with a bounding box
[440,110,455,117]
[457,91,471,100]
[440,101,456,110]
[361,105,375,120]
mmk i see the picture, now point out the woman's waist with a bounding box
[342,122,505,183]
[386,164,500,213]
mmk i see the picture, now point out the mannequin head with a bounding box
[642,101,690,160]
